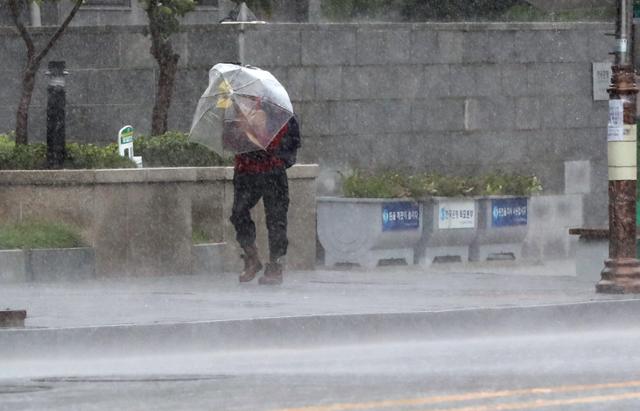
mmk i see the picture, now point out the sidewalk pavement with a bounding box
[2,259,640,358]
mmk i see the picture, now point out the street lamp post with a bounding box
[46,61,68,169]
[597,0,640,293]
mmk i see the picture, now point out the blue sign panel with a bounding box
[491,198,528,227]
[382,202,420,231]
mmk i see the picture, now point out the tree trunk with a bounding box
[15,64,37,145]
[151,46,179,136]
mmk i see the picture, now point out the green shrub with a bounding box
[0,131,232,169]
[320,0,614,22]
[341,169,542,199]
[134,131,233,167]
[0,134,135,170]
[481,172,543,196]
[0,220,86,250]
[65,142,135,169]
[192,227,211,244]
[502,4,615,21]
[0,134,47,170]
[341,170,410,199]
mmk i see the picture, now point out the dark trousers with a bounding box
[230,167,289,261]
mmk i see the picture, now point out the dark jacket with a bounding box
[274,116,301,169]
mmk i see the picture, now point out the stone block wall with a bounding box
[0,22,615,226]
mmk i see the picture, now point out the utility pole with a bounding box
[597,0,640,293]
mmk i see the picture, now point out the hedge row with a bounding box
[0,132,232,170]
[341,170,543,199]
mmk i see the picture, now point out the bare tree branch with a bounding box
[8,0,35,61]
[34,0,83,67]
[10,0,83,144]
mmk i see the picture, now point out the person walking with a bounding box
[229,109,301,285]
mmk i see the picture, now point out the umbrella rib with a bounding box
[192,96,222,124]
[221,69,263,93]
[233,92,293,113]
[222,69,242,88]
[189,103,211,134]
[232,78,261,92]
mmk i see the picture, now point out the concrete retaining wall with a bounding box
[0,248,95,282]
[0,22,615,227]
[0,165,319,276]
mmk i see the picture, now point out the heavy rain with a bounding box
[1,0,640,410]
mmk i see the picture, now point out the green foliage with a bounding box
[0,132,232,169]
[321,0,520,21]
[0,134,135,170]
[341,170,411,198]
[502,4,615,21]
[322,0,403,21]
[231,0,273,18]
[65,143,136,169]
[0,220,86,250]
[0,134,47,170]
[480,172,543,196]
[320,0,614,22]
[134,131,233,167]
[139,0,196,38]
[192,226,210,244]
[341,169,543,199]
[401,0,525,21]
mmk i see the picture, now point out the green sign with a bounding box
[119,126,134,144]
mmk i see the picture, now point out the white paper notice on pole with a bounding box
[438,200,475,229]
[608,99,624,142]
[618,38,628,53]
[592,62,612,101]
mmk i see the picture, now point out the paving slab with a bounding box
[2,259,639,359]
[0,259,634,329]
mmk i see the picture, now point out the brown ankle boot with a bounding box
[239,245,262,282]
[258,262,283,285]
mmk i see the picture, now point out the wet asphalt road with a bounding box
[2,326,640,411]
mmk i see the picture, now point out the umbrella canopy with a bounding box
[189,63,294,155]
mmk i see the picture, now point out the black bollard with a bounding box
[46,61,68,169]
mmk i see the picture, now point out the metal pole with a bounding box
[597,0,640,293]
[238,2,247,64]
[46,61,68,170]
[30,1,41,27]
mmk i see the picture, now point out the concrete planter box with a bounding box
[192,243,225,275]
[416,197,478,266]
[0,165,319,276]
[471,196,529,261]
[0,247,95,282]
[317,197,423,268]
[0,250,28,282]
[0,243,228,282]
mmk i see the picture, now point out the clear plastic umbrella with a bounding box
[189,63,294,155]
